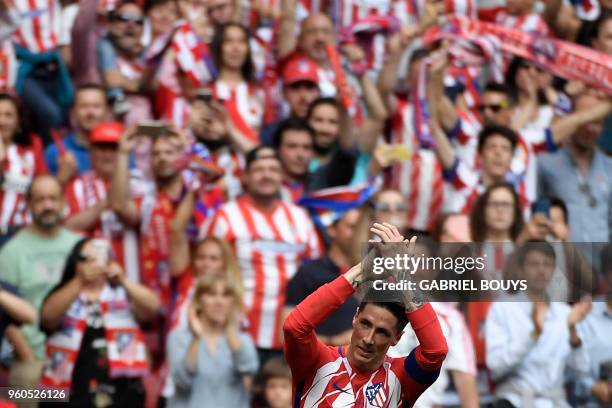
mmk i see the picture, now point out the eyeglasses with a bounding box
[478,103,508,113]
[374,203,408,212]
[113,13,145,25]
[519,61,544,72]
[578,181,598,208]
[486,201,514,210]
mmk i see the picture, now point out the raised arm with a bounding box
[427,48,458,133]
[550,97,612,145]
[64,199,108,232]
[282,270,356,380]
[108,262,161,322]
[170,189,196,277]
[108,128,141,227]
[277,0,298,60]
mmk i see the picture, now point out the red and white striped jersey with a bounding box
[283,276,448,408]
[386,99,445,231]
[202,195,322,349]
[241,0,314,27]
[213,80,264,144]
[442,159,487,215]
[10,0,61,53]
[449,108,482,169]
[450,112,554,205]
[116,55,144,81]
[0,41,17,91]
[0,137,47,230]
[441,158,530,215]
[64,171,141,283]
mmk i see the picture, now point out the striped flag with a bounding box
[298,180,379,228]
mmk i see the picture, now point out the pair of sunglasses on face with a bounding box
[112,12,145,25]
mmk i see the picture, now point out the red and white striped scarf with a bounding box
[40,285,149,389]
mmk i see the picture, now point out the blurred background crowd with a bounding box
[0,0,611,406]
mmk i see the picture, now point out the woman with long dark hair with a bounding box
[39,238,160,407]
[209,22,263,150]
[467,182,525,372]
[0,93,47,243]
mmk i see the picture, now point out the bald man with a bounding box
[0,175,81,396]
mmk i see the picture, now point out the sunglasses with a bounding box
[477,103,507,113]
[579,181,598,208]
[113,13,145,25]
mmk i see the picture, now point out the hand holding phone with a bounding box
[136,121,169,138]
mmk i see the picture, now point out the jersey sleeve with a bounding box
[391,303,448,406]
[442,157,479,192]
[282,275,354,381]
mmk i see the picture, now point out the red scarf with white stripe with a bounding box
[40,285,149,389]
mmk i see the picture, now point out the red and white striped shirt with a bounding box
[284,276,447,407]
[451,112,555,205]
[441,158,530,215]
[386,99,445,231]
[0,137,46,231]
[64,171,141,283]
[202,195,322,349]
[213,80,264,144]
[0,41,17,91]
[10,0,61,53]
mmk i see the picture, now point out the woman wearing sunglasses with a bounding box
[39,238,160,407]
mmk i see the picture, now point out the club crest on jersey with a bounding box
[365,382,387,407]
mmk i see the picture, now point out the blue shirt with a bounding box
[537,148,612,243]
[44,132,91,176]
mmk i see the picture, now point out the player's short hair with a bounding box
[477,124,518,152]
[358,287,408,334]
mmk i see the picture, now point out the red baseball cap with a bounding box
[282,56,319,86]
[90,122,124,144]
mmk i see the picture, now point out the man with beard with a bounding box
[273,117,315,202]
[44,84,109,185]
[0,175,81,395]
[97,0,152,120]
[203,146,321,363]
[108,126,187,404]
[538,92,612,242]
[305,98,359,191]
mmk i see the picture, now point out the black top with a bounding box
[285,256,358,336]
[307,148,358,192]
[0,280,19,345]
[41,301,145,408]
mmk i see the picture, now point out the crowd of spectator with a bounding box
[0,0,611,406]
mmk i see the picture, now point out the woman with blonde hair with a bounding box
[167,273,258,408]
